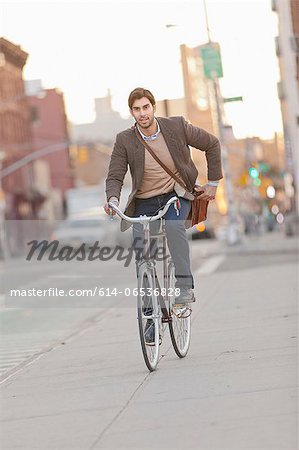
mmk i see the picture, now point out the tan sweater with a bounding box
[135,132,184,199]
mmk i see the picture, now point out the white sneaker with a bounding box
[174,287,195,306]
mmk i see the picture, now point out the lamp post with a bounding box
[165,11,241,244]
[211,74,241,244]
[202,0,242,244]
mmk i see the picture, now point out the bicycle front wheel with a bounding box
[168,263,191,358]
[137,265,161,371]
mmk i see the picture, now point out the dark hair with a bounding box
[128,87,156,109]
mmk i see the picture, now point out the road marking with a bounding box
[0,306,118,384]
[48,274,105,279]
[0,341,57,380]
[0,349,42,355]
[195,254,226,275]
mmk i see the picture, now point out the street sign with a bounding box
[199,42,223,79]
[223,96,243,103]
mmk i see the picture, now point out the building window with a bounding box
[0,53,5,67]
[290,35,299,54]
[277,81,285,100]
[275,36,280,56]
[29,105,40,126]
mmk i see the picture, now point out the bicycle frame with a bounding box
[109,197,179,321]
[139,218,173,324]
[108,195,191,369]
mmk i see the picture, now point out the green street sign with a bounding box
[200,43,223,79]
[223,96,243,103]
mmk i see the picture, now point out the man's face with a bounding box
[130,97,156,129]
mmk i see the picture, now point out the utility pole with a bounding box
[203,0,212,42]
[212,75,241,244]
[202,0,241,244]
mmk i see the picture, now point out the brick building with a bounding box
[26,83,74,218]
[0,37,40,219]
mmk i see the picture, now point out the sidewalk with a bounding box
[0,235,298,449]
[192,229,299,258]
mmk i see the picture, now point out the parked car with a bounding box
[51,216,115,249]
[52,212,132,249]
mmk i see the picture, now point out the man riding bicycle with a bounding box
[104,87,223,306]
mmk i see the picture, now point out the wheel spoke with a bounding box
[137,268,161,371]
[168,263,191,358]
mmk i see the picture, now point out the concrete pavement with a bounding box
[0,232,298,449]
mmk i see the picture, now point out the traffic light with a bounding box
[253,178,261,187]
[249,167,259,179]
[78,146,89,164]
[248,167,262,188]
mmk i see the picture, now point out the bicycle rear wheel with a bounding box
[137,265,161,371]
[168,262,191,358]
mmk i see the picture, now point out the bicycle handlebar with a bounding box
[108,195,179,224]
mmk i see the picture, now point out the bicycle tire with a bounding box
[137,265,161,371]
[168,262,191,358]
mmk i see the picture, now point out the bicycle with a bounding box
[108,196,192,371]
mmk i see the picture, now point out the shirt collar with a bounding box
[136,119,160,142]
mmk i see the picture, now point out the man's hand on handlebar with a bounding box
[103,195,178,223]
[103,198,119,216]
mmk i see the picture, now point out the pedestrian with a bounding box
[104,87,223,305]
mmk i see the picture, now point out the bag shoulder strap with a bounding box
[134,125,187,191]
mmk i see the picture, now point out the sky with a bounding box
[1,0,283,139]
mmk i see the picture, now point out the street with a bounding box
[0,230,298,449]
[1,1,299,448]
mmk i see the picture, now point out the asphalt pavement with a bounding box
[0,231,298,449]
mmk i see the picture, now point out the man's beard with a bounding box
[138,116,154,129]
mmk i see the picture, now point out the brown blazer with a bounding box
[106,116,223,231]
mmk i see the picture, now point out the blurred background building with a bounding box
[272,0,299,220]
[0,37,37,220]
[157,39,289,235]
[25,80,74,220]
[70,91,132,146]
[0,38,76,256]
[0,38,74,223]
[1,0,299,256]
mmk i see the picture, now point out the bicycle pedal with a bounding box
[162,316,172,323]
[145,335,163,346]
[173,306,192,318]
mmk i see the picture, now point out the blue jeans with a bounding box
[132,190,194,289]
